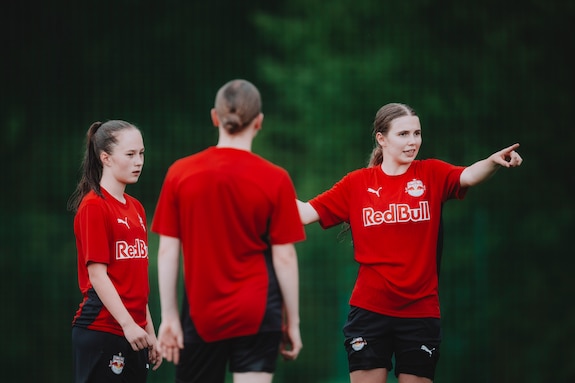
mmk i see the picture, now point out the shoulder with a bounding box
[342,167,374,181]
[75,191,110,222]
[78,190,106,210]
[170,150,207,169]
[413,159,456,171]
[246,152,291,177]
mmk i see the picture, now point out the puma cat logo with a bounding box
[117,217,130,229]
[421,345,436,357]
[367,187,382,197]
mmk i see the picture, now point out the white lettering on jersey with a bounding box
[363,201,430,226]
[115,239,148,259]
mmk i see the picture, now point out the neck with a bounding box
[100,176,126,203]
[216,127,254,151]
[380,160,411,176]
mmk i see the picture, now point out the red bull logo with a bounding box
[109,353,125,375]
[363,201,430,226]
[115,238,148,259]
[405,178,426,197]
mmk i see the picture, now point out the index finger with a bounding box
[504,143,520,153]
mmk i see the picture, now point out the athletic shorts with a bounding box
[175,331,283,383]
[72,326,149,383]
[342,306,441,380]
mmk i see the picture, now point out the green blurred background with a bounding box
[2,0,574,382]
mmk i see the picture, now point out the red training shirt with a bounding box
[152,147,305,342]
[310,159,466,318]
[72,187,150,336]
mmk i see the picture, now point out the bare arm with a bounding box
[272,243,302,361]
[88,263,152,351]
[460,143,523,188]
[297,199,320,225]
[157,235,184,364]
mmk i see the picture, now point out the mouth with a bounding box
[404,149,417,156]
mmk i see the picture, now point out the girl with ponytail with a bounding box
[69,120,162,382]
[297,103,522,383]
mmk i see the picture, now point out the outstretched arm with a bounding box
[157,235,184,364]
[297,200,320,225]
[272,243,302,361]
[460,143,523,188]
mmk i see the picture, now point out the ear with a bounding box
[100,151,110,166]
[375,132,386,147]
[253,113,264,131]
[210,109,220,127]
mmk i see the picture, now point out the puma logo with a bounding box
[421,345,435,357]
[367,187,382,197]
[117,217,130,229]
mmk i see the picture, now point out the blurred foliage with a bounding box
[1,0,573,382]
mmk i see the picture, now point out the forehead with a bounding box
[113,128,144,150]
[389,115,421,132]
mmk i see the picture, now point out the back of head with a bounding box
[368,103,417,167]
[214,79,261,134]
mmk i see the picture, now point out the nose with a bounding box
[408,132,420,145]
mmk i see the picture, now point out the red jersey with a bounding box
[310,159,466,318]
[72,188,149,336]
[152,147,305,342]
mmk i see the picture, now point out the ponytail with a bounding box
[368,146,383,167]
[221,113,244,134]
[67,122,103,212]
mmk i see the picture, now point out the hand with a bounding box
[157,318,184,365]
[491,143,523,168]
[280,323,302,361]
[147,336,163,371]
[123,322,153,352]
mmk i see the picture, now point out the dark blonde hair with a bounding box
[67,120,138,212]
[368,103,417,167]
[214,79,261,134]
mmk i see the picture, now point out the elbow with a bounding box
[272,244,298,268]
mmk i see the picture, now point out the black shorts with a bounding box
[72,326,149,383]
[342,306,441,380]
[175,331,283,383]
